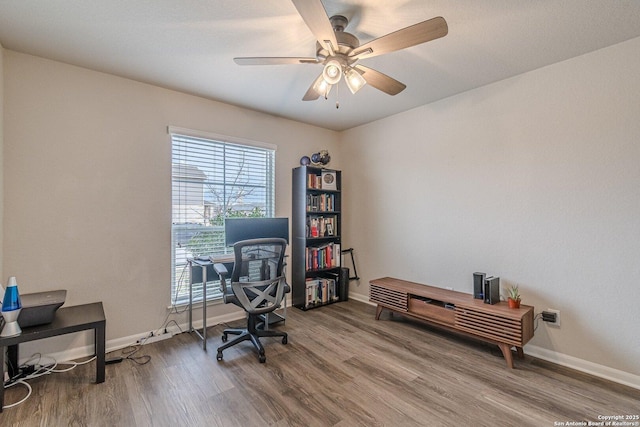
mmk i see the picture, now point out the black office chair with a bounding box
[214,238,290,363]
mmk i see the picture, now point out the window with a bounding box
[170,127,276,306]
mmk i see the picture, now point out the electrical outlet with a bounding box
[543,309,560,327]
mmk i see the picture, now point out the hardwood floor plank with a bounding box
[2,300,638,426]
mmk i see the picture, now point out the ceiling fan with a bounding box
[233,0,448,102]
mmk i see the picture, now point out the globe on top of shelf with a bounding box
[311,150,331,166]
[300,155,311,165]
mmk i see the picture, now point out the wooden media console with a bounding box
[370,277,534,368]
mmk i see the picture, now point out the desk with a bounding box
[188,258,224,351]
[0,302,106,412]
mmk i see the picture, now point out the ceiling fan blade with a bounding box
[234,57,319,65]
[354,65,406,96]
[291,0,338,52]
[350,16,448,60]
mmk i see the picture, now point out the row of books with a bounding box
[306,193,336,212]
[305,277,339,308]
[307,215,337,238]
[305,242,340,271]
[307,174,324,189]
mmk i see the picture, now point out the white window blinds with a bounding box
[170,129,275,305]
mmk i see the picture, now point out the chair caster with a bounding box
[217,351,223,361]
[221,334,228,342]
[258,354,266,363]
[282,336,288,345]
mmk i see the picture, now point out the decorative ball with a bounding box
[300,156,311,166]
[311,150,330,166]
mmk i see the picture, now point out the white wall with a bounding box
[3,36,639,387]
[0,42,4,280]
[3,51,338,353]
[339,37,640,381]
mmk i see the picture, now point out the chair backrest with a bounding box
[230,238,288,315]
[231,238,287,283]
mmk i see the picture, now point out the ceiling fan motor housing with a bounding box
[315,15,360,64]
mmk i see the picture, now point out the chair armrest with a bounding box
[214,263,233,302]
[213,263,228,277]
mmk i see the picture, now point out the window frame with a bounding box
[169,126,276,306]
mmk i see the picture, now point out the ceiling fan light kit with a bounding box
[345,67,366,94]
[310,73,333,99]
[233,0,448,104]
[322,59,343,85]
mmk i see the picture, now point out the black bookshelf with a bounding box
[292,166,344,309]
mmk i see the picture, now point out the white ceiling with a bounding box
[1,0,640,131]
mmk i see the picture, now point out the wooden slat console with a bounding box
[370,277,534,368]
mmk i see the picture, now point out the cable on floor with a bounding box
[3,353,96,410]
[2,380,32,409]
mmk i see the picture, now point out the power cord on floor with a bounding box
[4,264,203,410]
[2,353,97,410]
[114,344,151,365]
[2,380,32,409]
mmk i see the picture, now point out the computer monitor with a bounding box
[224,217,289,246]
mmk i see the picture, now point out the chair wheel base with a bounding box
[217,320,288,363]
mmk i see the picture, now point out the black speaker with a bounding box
[339,267,349,301]
[484,276,500,305]
[473,272,485,299]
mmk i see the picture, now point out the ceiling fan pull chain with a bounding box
[336,82,340,109]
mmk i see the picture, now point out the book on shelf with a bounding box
[305,242,341,271]
[307,173,323,189]
[306,215,337,238]
[304,277,339,308]
[306,194,335,212]
[307,171,338,191]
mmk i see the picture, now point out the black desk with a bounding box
[0,302,106,412]
[188,259,217,350]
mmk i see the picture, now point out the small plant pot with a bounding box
[508,298,521,309]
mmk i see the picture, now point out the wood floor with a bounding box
[2,300,639,426]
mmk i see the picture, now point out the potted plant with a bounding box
[506,285,521,309]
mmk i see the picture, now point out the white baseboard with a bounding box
[17,310,246,366]
[524,345,640,390]
[22,295,639,391]
[104,310,246,353]
[349,291,640,390]
[348,292,374,305]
